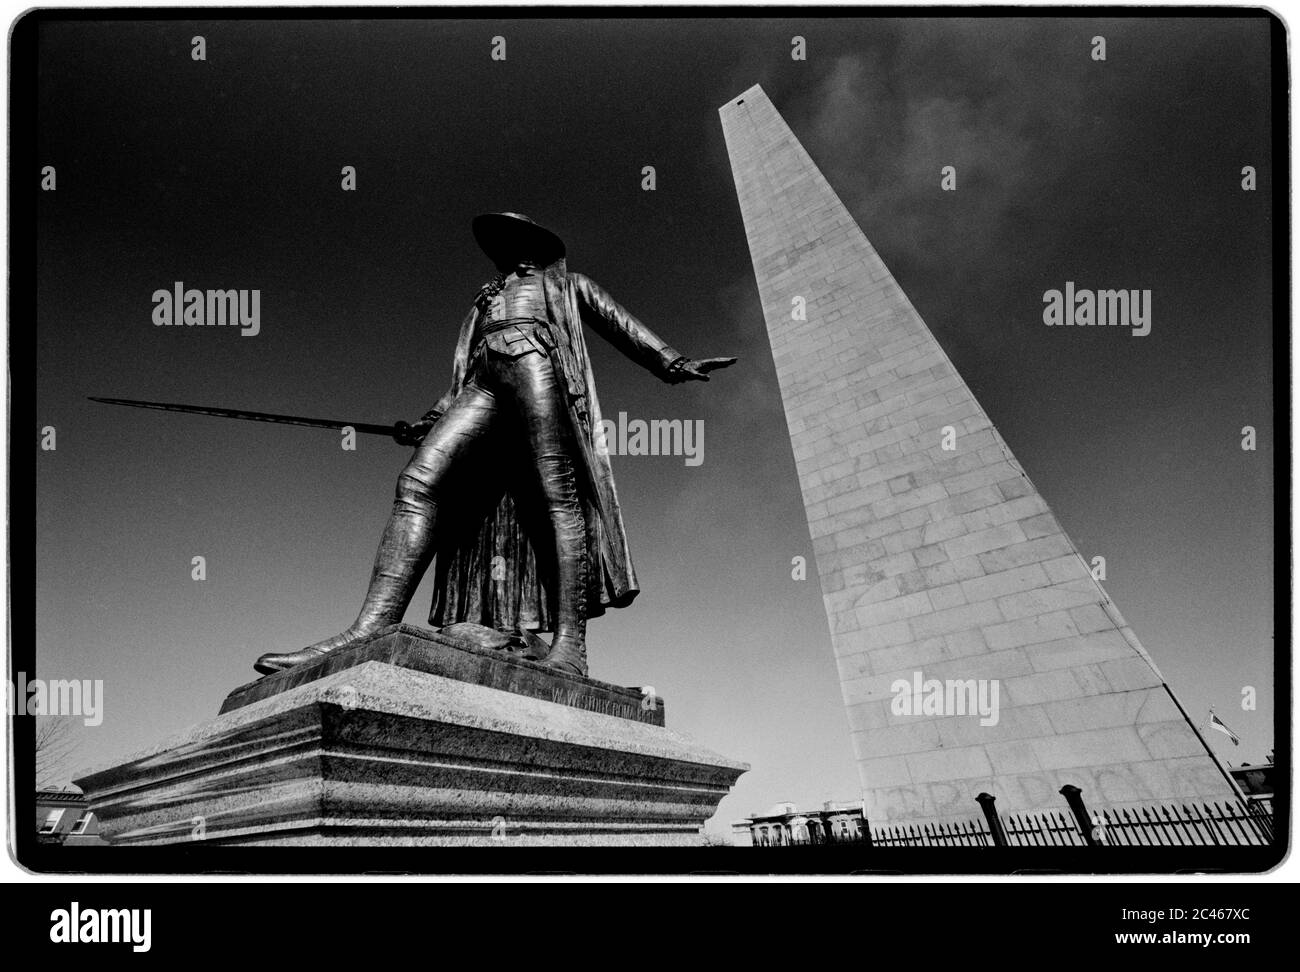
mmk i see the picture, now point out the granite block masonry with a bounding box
[719,84,1237,827]
[74,626,748,846]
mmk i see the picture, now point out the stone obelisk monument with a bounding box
[720,85,1237,827]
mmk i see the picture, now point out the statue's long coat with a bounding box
[425,259,682,633]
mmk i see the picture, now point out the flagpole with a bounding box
[1201,705,1252,801]
[1160,689,1247,801]
[1209,708,1234,769]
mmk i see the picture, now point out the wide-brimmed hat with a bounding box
[472,212,566,266]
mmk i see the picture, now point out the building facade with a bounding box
[36,788,106,846]
[731,801,868,846]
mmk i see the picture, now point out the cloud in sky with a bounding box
[785,19,1270,289]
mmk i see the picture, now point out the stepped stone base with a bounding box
[73,626,748,846]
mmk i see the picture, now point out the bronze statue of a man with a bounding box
[254,213,734,678]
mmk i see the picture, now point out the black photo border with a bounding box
[9,4,1290,877]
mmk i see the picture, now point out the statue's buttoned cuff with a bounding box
[661,350,688,378]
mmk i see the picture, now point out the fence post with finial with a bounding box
[1059,784,1101,846]
[975,792,1009,847]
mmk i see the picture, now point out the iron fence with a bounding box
[751,784,1277,848]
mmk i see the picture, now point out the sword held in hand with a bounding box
[87,397,433,446]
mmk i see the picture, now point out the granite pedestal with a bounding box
[73,625,749,846]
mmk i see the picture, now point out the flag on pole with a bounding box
[1208,710,1241,746]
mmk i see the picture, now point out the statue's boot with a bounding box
[539,531,588,678]
[515,627,552,661]
[255,497,436,675]
[541,631,587,678]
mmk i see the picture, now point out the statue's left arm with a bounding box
[571,272,736,383]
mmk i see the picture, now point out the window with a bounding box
[70,812,94,835]
[39,809,66,834]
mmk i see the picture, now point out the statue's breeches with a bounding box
[396,338,588,635]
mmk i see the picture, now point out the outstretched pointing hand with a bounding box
[668,356,738,383]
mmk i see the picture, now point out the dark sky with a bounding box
[34,15,1275,829]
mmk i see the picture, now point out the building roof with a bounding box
[743,799,864,823]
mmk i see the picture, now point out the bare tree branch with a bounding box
[35,717,79,789]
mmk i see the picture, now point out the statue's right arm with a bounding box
[401,379,457,444]
[420,398,450,425]
[394,395,449,447]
